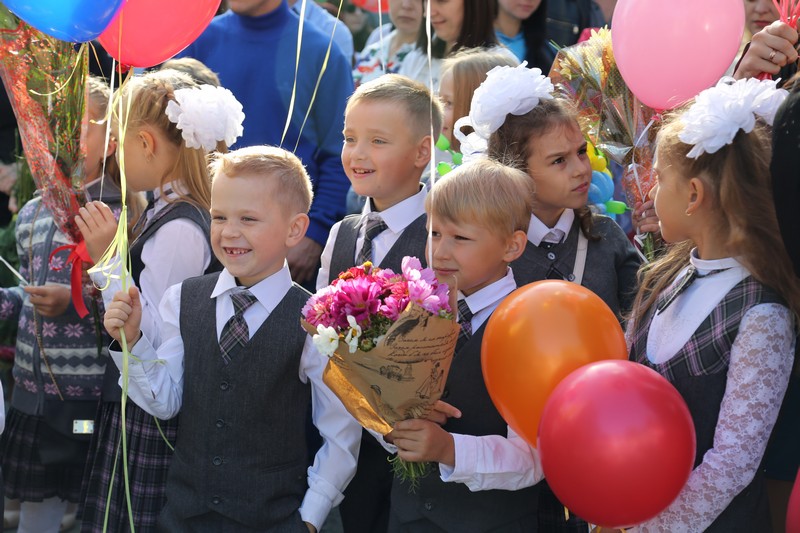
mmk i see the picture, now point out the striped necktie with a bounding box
[219,289,258,365]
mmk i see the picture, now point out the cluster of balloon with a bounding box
[434,134,463,176]
[586,141,627,219]
[3,0,222,68]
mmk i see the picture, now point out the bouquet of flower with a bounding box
[302,256,459,488]
[550,28,660,260]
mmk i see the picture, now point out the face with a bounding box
[84,102,114,183]
[211,172,303,287]
[497,0,542,21]
[390,0,424,36]
[525,123,592,225]
[228,0,281,17]
[438,71,455,142]
[649,150,691,244]
[744,0,780,36]
[116,126,161,192]
[343,3,368,32]
[342,100,428,211]
[428,217,517,296]
[429,0,464,45]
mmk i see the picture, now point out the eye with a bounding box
[372,138,387,145]
[343,136,354,144]
[211,215,225,222]
[578,146,588,156]
[242,216,257,223]
[552,157,565,165]
[429,230,440,238]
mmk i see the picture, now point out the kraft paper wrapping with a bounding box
[304,303,459,436]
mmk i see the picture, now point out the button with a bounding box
[423,500,434,511]
[220,381,229,391]
[441,387,449,399]
[215,419,224,429]
[212,456,223,466]
[547,252,556,261]
[567,274,575,282]
[211,496,221,505]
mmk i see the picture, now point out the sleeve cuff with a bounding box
[299,487,334,532]
[439,433,476,483]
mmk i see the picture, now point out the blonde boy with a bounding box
[386,159,544,531]
[103,146,360,533]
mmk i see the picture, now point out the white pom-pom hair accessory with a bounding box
[165,85,245,151]
[679,77,788,159]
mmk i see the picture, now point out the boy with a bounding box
[102,146,360,532]
[386,159,544,531]
[316,73,443,532]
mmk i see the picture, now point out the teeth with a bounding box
[353,169,372,174]
[226,248,249,255]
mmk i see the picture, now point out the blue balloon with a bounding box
[591,171,614,201]
[588,183,604,205]
[4,0,124,42]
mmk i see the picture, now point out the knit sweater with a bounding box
[178,1,353,245]
[3,180,121,415]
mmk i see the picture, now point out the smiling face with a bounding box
[429,0,464,45]
[744,0,780,36]
[525,122,592,226]
[342,99,429,211]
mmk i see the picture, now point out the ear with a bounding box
[138,129,156,159]
[414,135,433,169]
[502,230,528,263]
[104,136,117,159]
[285,212,310,247]
[685,177,705,216]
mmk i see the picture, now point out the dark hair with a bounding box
[516,0,551,71]
[417,0,499,59]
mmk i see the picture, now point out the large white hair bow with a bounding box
[679,77,788,158]
[454,62,554,161]
[166,85,245,151]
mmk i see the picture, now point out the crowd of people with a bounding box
[0,0,797,532]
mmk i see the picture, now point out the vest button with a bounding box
[211,496,221,505]
[212,456,223,466]
[220,381,229,391]
[441,387,449,399]
[423,500,434,511]
[547,252,556,261]
[215,419,224,429]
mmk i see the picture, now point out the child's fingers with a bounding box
[111,290,132,305]
[432,400,461,419]
[128,286,141,309]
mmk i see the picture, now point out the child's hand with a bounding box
[24,285,71,317]
[391,418,455,467]
[424,400,462,426]
[75,201,118,263]
[104,287,142,346]
[633,200,660,235]
[735,21,799,80]
[304,522,316,533]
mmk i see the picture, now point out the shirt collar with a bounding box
[211,263,294,315]
[689,248,746,275]
[459,267,516,317]
[527,209,575,246]
[361,185,426,234]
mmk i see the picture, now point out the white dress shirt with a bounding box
[527,209,575,246]
[110,265,360,530]
[316,186,427,290]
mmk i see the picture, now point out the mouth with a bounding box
[351,167,374,177]
[223,247,251,256]
[573,182,590,193]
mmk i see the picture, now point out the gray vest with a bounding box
[389,324,540,532]
[328,213,428,283]
[164,273,311,529]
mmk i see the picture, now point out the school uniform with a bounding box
[108,266,360,531]
[388,269,542,533]
[81,187,218,533]
[317,186,429,533]
[628,252,795,532]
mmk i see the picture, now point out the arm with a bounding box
[314,220,341,291]
[299,335,361,531]
[104,285,186,419]
[607,217,642,316]
[634,303,795,532]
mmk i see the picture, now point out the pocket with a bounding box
[38,400,97,465]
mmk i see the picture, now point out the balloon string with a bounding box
[29,42,87,97]
[280,0,306,147]
[629,116,657,203]
[424,0,435,270]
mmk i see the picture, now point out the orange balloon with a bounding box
[481,280,628,447]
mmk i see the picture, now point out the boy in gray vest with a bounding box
[316,74,443,533]
[102,146,360,533]
[386,159,544,531]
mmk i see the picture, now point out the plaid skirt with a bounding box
[0,408,86,502]
[79,400,178,533]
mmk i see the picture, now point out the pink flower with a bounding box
[402,256,436,285]
[331,276,382,327]
[302,285,338,327]
[380,294,408,321]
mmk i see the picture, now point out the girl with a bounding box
[494,0,552,70]
[76,69,241,532]
[464,63,639,531]
[625,78,798,531]
[0,76,133,533]
[353,0,423,88]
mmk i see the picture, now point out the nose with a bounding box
[220,220,240,238]
[648,182,658,202]
[755,0,773,14]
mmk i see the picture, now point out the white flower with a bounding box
[165,85,245,151]
[680,77,788,158]
[344,315,362,354]
[313,324,339,357]
[453,63,553,158]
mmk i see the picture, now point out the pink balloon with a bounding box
[612,0,745,110]
[99,0,221,68]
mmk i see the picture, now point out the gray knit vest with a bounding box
[389,324,540,532]
[164,273,311,529]
[328,213,428,283]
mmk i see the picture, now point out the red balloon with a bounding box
[482,280,627,448]
[788,469,800,533]
[539,360,696,528]
[351,0,390,13]
[98,0,221,68]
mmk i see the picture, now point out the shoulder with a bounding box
[181,271,221,293]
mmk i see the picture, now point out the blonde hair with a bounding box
[631,112,800,322]
[426,158,533,238]
[441,48,520,152]
[85,76,146,232]
[209,145,313,215]
[159,59,220,87]
[116,70,223,212]
[346,74,443,139]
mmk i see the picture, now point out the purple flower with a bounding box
[44,382,59,395]
[64,323,85,338]
[49,255,65,270]
[42,322,57,338]
[0,300,15,319]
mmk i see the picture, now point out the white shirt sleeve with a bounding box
[108,283,185,420]
[633,303,795,532]
[315,220,341,291]
[298,335,361,530]
[91,218,210,349]
[438,425,543,491]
